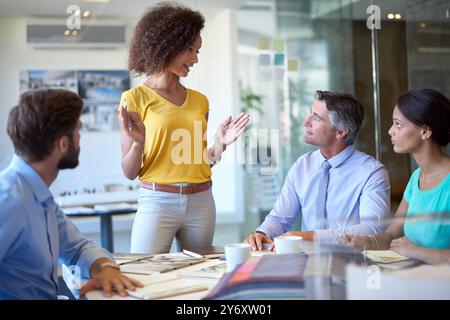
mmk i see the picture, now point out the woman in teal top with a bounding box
[403,167,450,249]
[346,88,450,264]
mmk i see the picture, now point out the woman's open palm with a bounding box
[215,112,250,146]
[119,100,146,145]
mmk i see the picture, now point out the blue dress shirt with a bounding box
[0,155,113,300]
[256,146,391,242]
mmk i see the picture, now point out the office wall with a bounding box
[0,9,242,213]
[0,9,244,246]
[0,17,129,169]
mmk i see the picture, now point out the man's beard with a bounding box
[57,137,80,169]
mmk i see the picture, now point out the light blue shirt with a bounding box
[0,155,113,300]
[256,146,391,242]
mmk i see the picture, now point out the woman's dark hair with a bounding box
[7,89,83,162]
[128,2,205,76]
[396,88,450,147]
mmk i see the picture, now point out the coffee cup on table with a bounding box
[224,243,251,271]
[274,235,303,254]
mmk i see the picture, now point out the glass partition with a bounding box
[238,0,450,237]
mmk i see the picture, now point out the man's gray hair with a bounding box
[314,90,364,145]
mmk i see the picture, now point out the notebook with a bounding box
[182,246,225,259]
[363,250,409,263]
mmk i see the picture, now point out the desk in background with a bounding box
[63,203,138,252]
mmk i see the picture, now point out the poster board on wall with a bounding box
[19,69,130,132]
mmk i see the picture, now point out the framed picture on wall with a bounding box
[77,70,129,102]
[19,69,130,132]
[77,70,130,132]
[19,70,77,93]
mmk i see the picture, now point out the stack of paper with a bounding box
[363,250,409,263]
[125,274,208,300]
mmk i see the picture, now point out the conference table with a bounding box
[75,242,449,301]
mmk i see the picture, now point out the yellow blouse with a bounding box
[120,85,212,184]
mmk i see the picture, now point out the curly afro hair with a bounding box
[128,2,205,76]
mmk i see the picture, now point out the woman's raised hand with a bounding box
[119,100,146,146]
[215,112,250,147]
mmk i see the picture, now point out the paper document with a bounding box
[125,273,179,286]
[119,255,205,274]
[126,278,208,300]
[364,250,409,263]
[114,253,154,265]
[177,260,227,279]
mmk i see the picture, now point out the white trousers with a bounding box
[130,187,216,254]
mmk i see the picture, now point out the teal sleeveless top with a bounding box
[403,168,450,249]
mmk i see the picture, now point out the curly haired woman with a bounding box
[119,3,250,254]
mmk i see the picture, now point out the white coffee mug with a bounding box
[224,243,251,271]
[274,235,303,254]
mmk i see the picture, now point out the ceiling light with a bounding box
[64,30,70,36]
[71,30,78,36]
[387,13,394,19]
[395,13,402,19]
[420,22,427,28]
[83,11,91,18]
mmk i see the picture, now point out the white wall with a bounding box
[0,16,141,216]
[0,17,129,167]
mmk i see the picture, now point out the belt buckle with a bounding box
[179,185,183,195]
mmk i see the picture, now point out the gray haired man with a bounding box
[246,90,390,251]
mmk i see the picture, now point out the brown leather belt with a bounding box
[140,180,212,194]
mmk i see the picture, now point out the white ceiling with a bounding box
[0,0,447,23]
[0,0,250,18]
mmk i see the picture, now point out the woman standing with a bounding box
[345,88,450,264]
[119,3,249,254]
